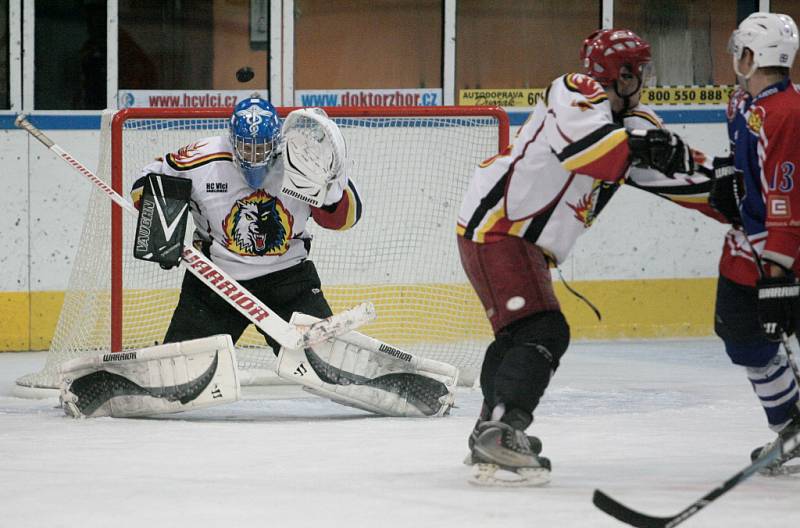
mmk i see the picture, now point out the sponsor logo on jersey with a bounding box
[206,182,228,193]
[768,196,791,218]
[223,190,294,256]
[747,106,765,134]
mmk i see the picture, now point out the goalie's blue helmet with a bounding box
[230,97,282,188]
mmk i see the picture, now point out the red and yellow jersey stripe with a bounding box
[310,180,363,230]
[557,124,629,182]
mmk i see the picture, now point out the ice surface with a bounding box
[1,339,798,528]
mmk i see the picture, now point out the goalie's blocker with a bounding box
[133,173,192,269]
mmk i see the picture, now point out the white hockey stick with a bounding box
[16,114,375,350]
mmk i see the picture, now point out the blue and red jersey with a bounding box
[720,80,800,285]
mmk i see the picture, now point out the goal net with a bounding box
[15,106,509,396]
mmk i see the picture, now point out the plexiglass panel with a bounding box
[615,0,737,85]
[456,0,599,90]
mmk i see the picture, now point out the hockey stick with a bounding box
[16,114,375,350]
[593,426,800,528]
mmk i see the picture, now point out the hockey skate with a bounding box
[463,417,543,465]
[468,420,551,487]
[750,413,800,476]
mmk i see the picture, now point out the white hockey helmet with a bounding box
[729,12,799,78]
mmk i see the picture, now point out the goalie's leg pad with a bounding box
[276,313,458,417]
[59,335,240,418]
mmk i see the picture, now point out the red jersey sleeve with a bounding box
[761,104,800,269]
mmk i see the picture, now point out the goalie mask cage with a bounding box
[15,106,509,396]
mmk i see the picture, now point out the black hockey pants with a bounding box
[164,259,333,355]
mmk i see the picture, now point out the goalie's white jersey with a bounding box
[135,135,362,280]
[457,73,708,264]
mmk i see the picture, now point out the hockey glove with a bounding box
[757,274,800,342]
[133,173,191,269]
[709,155,743,225]
[281,108,347,208]
[628,128,694,178]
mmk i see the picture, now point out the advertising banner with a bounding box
[118,90,259,109]
[459,85,736,107]
[295,88,442,107]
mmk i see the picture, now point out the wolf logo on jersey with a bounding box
[223,190,293,256]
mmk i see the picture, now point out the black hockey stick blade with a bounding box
[593,428,800,528]
[593,490,675,528]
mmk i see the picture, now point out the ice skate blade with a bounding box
[468,463,550,487]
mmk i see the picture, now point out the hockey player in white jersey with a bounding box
[457,29,726,486]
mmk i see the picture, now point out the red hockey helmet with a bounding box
[581,29,652,87]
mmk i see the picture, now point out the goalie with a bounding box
[59,95,456,419]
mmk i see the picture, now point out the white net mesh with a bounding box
[16,107,506,391]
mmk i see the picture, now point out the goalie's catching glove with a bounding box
[628,128,694,177]
[281,108,348,208]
